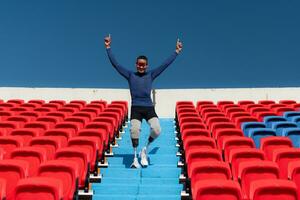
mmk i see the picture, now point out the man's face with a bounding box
[136,59,148,73]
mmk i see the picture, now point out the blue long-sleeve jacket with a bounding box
[106,48,178,107]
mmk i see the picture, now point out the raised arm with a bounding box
[151,39,183,80]
[104,34,131,79]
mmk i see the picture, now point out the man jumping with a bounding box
[104,34,183,168]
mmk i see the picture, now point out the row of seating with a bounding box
[0,99,128,200]
[176,100,300,200]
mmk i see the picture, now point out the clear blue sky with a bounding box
[0,0,299,88]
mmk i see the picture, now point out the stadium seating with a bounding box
[0,99,128,200]
[176,99,300,200]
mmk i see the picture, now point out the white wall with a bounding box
[1,87,300,118]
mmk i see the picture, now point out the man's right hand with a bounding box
[104,34,111,49]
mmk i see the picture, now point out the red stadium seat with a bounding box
[181,129,210,141]
[0,159,29,199]
[179,117,203,126]
[58,107,77,115]
[19,111,40,120]
[0,148,5,160]
[0,178,6,200]
[268,103,287,109]
[91,100,108,107]
[0,136,25,158]
[0,103,18,109]
[219,136,255,161]
[0,121,21,133]
[6,116,30,127]
[0,111,14,120]
[238,100,255,106]
[223,105,242,113]
[279,100,297,105]
[214,128,244,141]
[288,161,300,200]
[61,104,81,112]
[234,116,258,128]
[207,117,230,129]
[255,111,277,121]
[9,147,48,176]
[13,177,63,200]
[189,161,231,186]
[29,136,67,159]
[192,180,242,200]
[38,160,79,200]
[44,128,75,141]
[85,122,112,142]
[81,107,101,116]
[34,107,55,115]
[258,100,276,105]
[183,136,216,152]
[36,116,62,127]
[200,108,221,117]
[196,101,214,108]
[65,116,88,127]
[78,129,108,150]
[203,112,225,122]
[10,128,43,144]
[24,121,51,132]
[180,122,206,134]
[260,136,293,160]
[186,148,222,164]
[28,99,45,105]
[238,161,280,199]
[72,111,95,121]
[70,100,87,106]
[55,147,90,189]
[273,107,295,115]
[249,179,297,200]
[85,103,105,114]
[49,100,66,106]
[41,103,62,110]
[0,128,8,136]
[93,116,117,135]
[63,104,83,112]
[217,101,234,109]
[68,136,103,173]
[10,107,31,113]
[245,104,264,111]
[272,148,300,178]
[46,111,68,121]
[55,122,82,134]
[229,112,251,121]
[99,112,121,129]
[249,107,270,115]
[229,148,265,180]
[225,107,246,116]
[20,103,41,109]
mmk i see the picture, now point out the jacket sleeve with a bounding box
[106,48,131,79]
[150,51,178,80]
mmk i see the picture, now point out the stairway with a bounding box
[93,119,182,200]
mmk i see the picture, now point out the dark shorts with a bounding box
[130,106,158,122]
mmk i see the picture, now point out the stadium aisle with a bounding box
[93,118,182,200]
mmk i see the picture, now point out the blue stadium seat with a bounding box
[263,116,287,128]
[282,128,300,147]
[283,111,300,120]
[271,122,298,136]
[289,116,300,126]
[248,128,276,148]
[241,122,266,137]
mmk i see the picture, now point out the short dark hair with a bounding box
[136,55,148,64]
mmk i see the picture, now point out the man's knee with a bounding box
[151,124,161,136]
[148,118,161,138]
[130,119,141,139]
